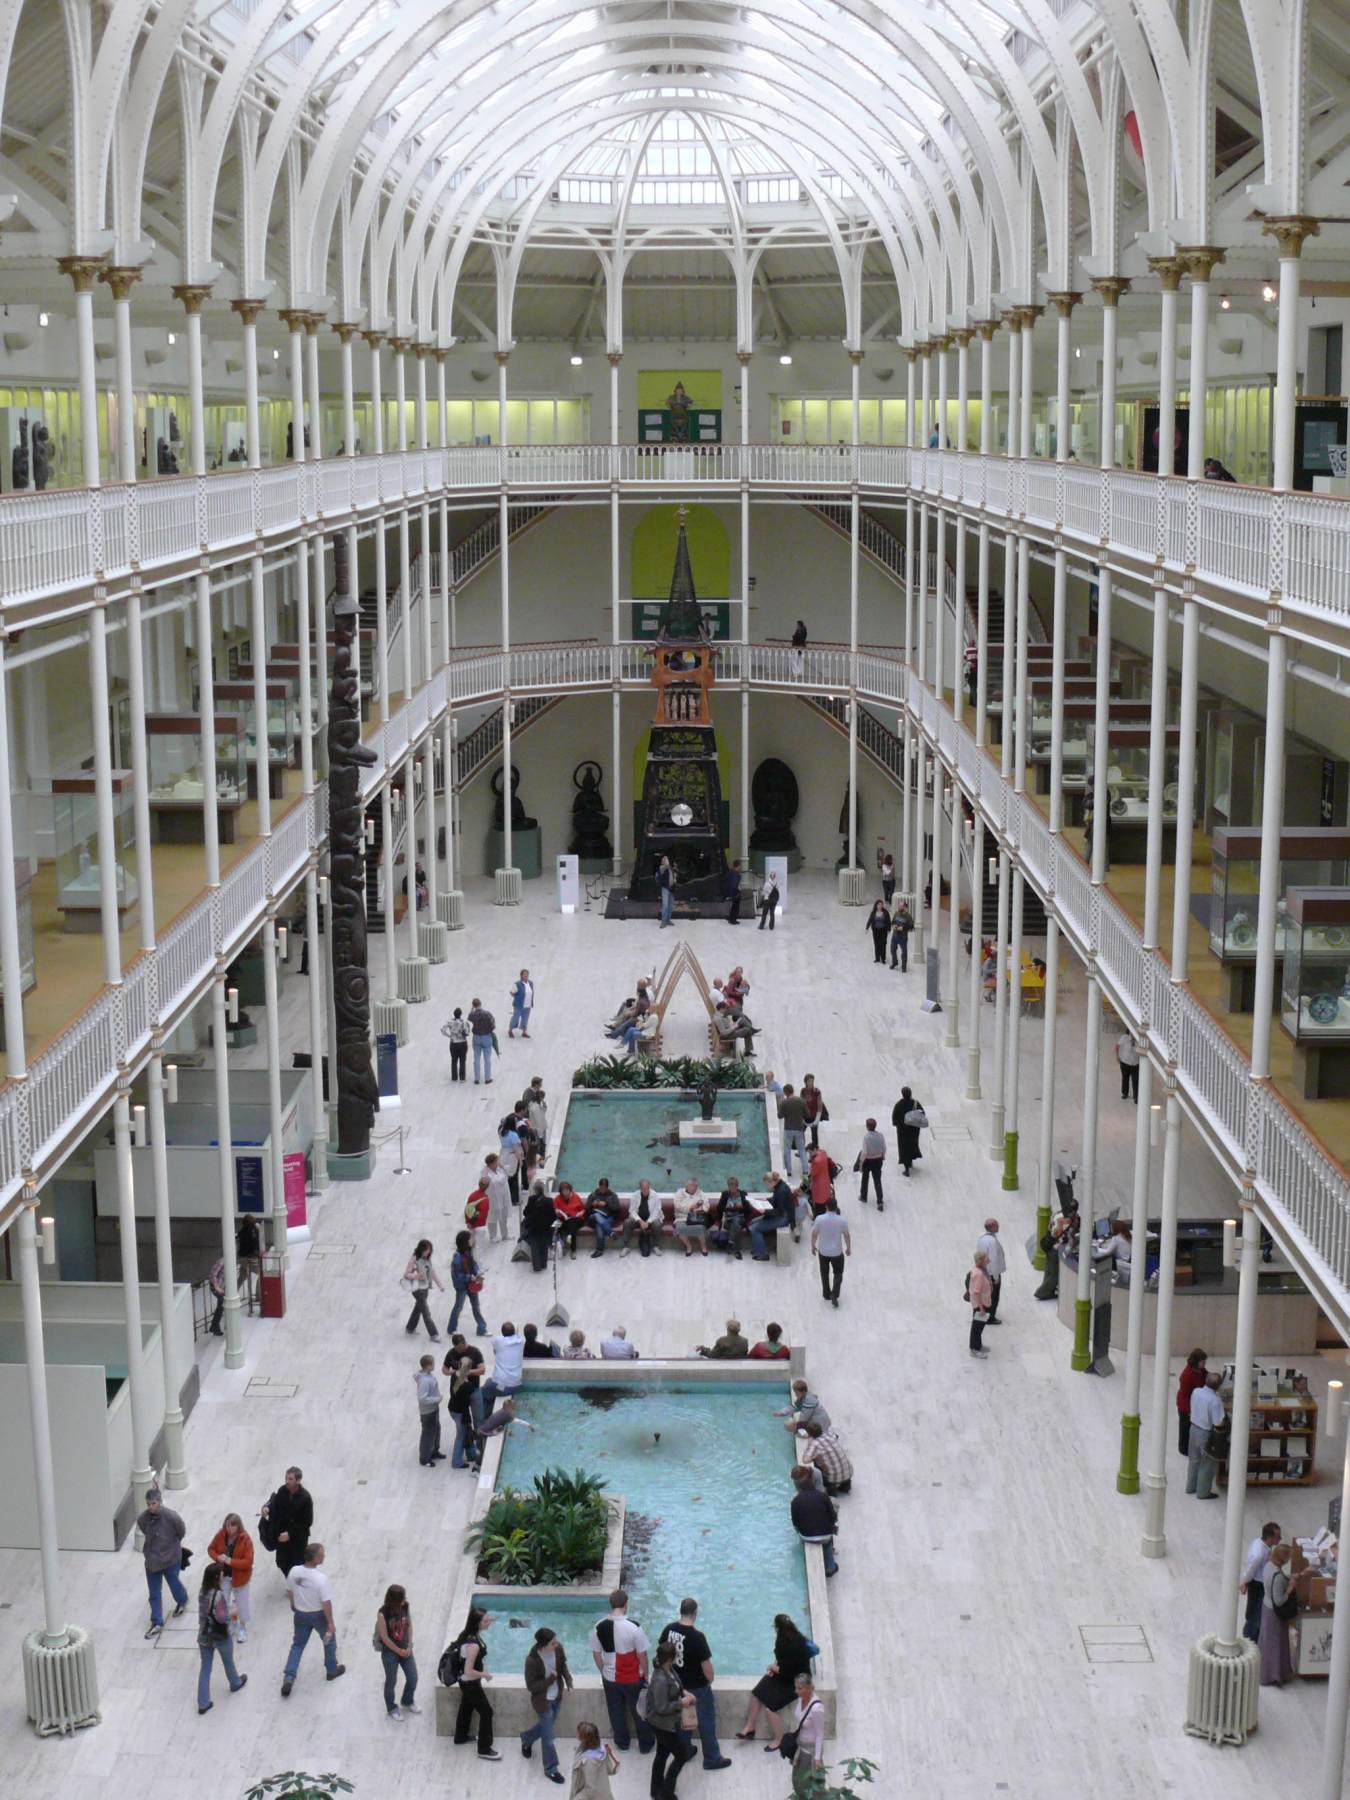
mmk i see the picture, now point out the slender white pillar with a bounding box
[1320,1417,1350,1796]
[172,285,212,478]
[1116,1056,1153,1490]
[1002,867,1024,1190]
[1070,974,1103,1368]
[251,560,272,837]
[58,259,103,488]
[1169,600,1201,981]
[442,715,458,895]
[1148,259,1183,479]
[990,849,1010,1158]
[304,315,322,459]
[966,816,984,1099]
[374,516,390,720]
[210,973,243,1368]
[280,311,306,462]
[1142,1082,1183,1555]
[847,348,862,874]
[496,350,517,889]
[741,350,754,865]
[260,911,288,1261]
[111,1087,153,1510]
[17,1205,68,1643]
[1142,585,1170,950]
[945,779,961,1049]
[1034,915,1061,1246]
[233,299,264,469]
[365,331,385,457]
[101,266,141,481]
[381,784,398,996]
[403,759,419,966]
[1182,252,1222,480]
[437,349,448,451]
[415,343,429,451]
[1214,1197,1262,1647]
[610,351,624,873]
[336,324,356,455]
[1251,633,1287,1080]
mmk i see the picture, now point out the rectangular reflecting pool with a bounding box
[480,1381,807,1675]
[555,1089,772,1194]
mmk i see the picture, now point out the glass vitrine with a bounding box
[1210,830,1350,964]
[1281,888,1350,1041]
[52,768,139,931]
[146,713,247,843]
[213,680,296,800]
[235,665,309,758]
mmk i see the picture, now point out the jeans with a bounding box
[758,902,776,930]
[871,928,887,963]
[590,1214,616,1254]
[890,934,908,971]
[454,1681,494,1750]
[603,1677,654,1751]
[651,1722,696,1796]
[781,1129,807,1179]
[450,1410,477,1468]
[801,1534,838,1575]
[472,1035,493,1081]
[448,1287,488,1335]
[1121,1062,1139,1101]
[1243,1580,1265,1643]
[146,1560,188,1627]
[858,1158,883,1204]
[660,886,674,925]
[521,1695,562,1772]
[197,1636,244,1708]
[510,1006,531,1034]
[450,1041,467,1080]
[819,1252,844,1301]
[479,1378,520,1414]
[406,1290,438,1337]
[418,1409,442,1464]
[749,1217,783,1260]
[987,1276,1002,1322]
[622,1023,642,1052]
[1187,1426,1220,1498]
[689,1683,723,1765]
[381,1647,418,1712]
[284,1608,339,1681]
[969,1312,987,1352]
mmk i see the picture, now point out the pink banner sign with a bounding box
[283,1152,308,1229]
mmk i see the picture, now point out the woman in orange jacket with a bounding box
[207,1513,254,1642]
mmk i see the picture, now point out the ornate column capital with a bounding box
[1000,309,1022,333]
[301,312,324,338]
[361,329,385,351]
[494,349,511,367]
[230,297,267,327]
[1178,246,1225,281]
[735,350,751,368]
[388,335,412,355]
[99,265,143,303]
[849,348,865,365]
[1261,214,1321,259]
[608,350,624,367]
[278,307,308,332]
[1146,255,1185,292]
[58,254,108,294]
[1014,303,1044,331]
[901,345,919,363]
[1047,289,1084,318]
[952,327,975,349]
[412,341,431,359]
[976,318,998,342]
[1089,277,1130,309]
[331,320,360,344]
[931,335,952,354]
[171,282,214,315]
[433,347,449,365]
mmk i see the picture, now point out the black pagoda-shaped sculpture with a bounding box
[628,509,728,901]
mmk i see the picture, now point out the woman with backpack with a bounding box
[447,1606,502,1760]
[1259,1544,1297,1685]
[892,1086,926,1176]
[375,1583,420,1719]
[447,1230,488,1336]
[403,1239,443,1340]
[196,1563,247,1715]
[442,1007,470,1081]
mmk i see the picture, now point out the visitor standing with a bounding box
[725,858,742,925]
[892,1087,925,1176]
[1258,1545,1295,1686]
[811,1201,850,1308]
[1241,1522,1282,1644]
[445,1337,485,1467]
[789,1467,839,1575]
[207,1511,254,1643]
[450,1606,503,1759]
[880,852,896,907]
[481,1153,512,1244]
[402,1238,443,1340]
[776,1084,809,1181]
[645,1640,697,1796]
[261,1466,313,1577]
[480,1323,526,1412]
[375,1583,419,1720]
[415,1354,444,1466]
[522,1626,573,1783]
[524,1181,560,1270]
[590,1588,654,1753]
[208,1256,227,1335]
[790,619,808,680]
[499,1117,524,1209]
[195,1563,247,1714]
[468,997,496,1083]
[280,1543,344,1694]
[787,1672,825,1796]
[442,1008,469,1081]
[975,1220,1006,1323]
[889,901,913,971]
[1186,1371,1228,1499]
[510,969,535,1038]
[968,1251,994,1358]
[658,855,675,928]
[865,900,891,963]
[758,874,779,931]
[1176,1349,1209,1455]
[658,1598,732,1771]
[137,1486,188,1639]
[448,1230,489,1335]
[800,1074,827,1149]
[570,1720,620,1796]
[529,1083,549,1159]
[855,1118,886,1209]
[1115,1030,1141,1102]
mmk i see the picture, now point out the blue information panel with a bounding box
[235,1153,265,1213]
[376,1031,399,1100]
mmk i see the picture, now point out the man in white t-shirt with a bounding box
[1115,1032,1141,1103]
[281,1543,343,1694]
[479,1323,525,1412]
[975,1219,1007,1324]
[810,1203,851,1308]
[589,1588,654,1752]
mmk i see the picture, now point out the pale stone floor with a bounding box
[0,873,1341,1800]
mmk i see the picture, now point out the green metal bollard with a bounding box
[1001,1129,1019,1191]
[1070,1296,1092,1371]
[1117,1413,1141,1494]
[1033,1203,1050,1271]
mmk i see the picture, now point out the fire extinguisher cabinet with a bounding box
[260,1250,287,1319]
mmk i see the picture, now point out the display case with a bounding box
[1209,830,1350,1010]
[1205,706,1262,833]
[1083,722,1183,863]
[236,663,316,757]
[1281,889,1350,1096]
[52,768,140,932]
[146,713,247,844]
[0,858,36,1006]
[213,680,295,801]
[1030,701,1152,808]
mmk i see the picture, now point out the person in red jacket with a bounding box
[554,1185,588,1258]
[208,1512,255,1642]
[1176,1349,1208,1455]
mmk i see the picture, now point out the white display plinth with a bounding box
[555,853,580,913]
[679,1117,738,1146]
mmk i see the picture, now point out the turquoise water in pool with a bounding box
[556,1090,772,1194]
[476,1383,807,1676]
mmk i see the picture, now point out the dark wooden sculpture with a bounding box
[326,533,380,1156]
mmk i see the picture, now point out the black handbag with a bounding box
[780,1698,820,1759]
[179,1545,193,1571]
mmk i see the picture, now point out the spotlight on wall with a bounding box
[227,986,240,1025]
[1222,1217,1238,1268]
[167,331,176,345]
[272,348,281,361]
[1074,346,1081,359]
[166,1062,179,1105]
[37,311,48,328]
[569,353,583,366]
[40,1217,56,1265]
[1219,296,1231,311]
[779,353,793,366]
[1262,283,1277,304]
[133,1103,148,1148]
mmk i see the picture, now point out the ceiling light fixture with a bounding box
[37,311,48,327]
[1219,296,1231,311]
[1262,283,1277,304]
[569,353,583,366]
[167,331,176,345]
[779,352,792,366]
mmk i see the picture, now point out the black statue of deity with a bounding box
[569,760,612,863]
[31,422,50,490]
[326,533,380,1157]
[698,1073,718,1121]
[837,782,862,867]
[491,764,538,833]
[749,758,799,855]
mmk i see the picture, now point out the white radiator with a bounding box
[419,919,449,963]
[1184,1634,1260,1746]
[437,889,466,930]
[372,995,409,1045]
[397,954,431,1002]
[837,865,866,905]
[22,1626,100,1737]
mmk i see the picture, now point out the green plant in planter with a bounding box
[245,1776,354,1800]
[796,1757,879,1799]
[465,1467,609,1584]
[571,1054,763,1091]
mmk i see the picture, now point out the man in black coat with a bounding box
[790,1466,839,1576]
[262,1466,313,1576]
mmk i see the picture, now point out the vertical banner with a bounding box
[283,1151,308,1230]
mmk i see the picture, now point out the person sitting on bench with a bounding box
[713,1003,756,1056]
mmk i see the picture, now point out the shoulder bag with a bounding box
[779,1697,820,1760]
[1272,1573,1299,1622]
[904,1106,929,1129]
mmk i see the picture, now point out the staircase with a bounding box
[363,799,408,933]
[455,696,562,790]
[978,863,1048,938]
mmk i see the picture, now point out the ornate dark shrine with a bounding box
[628,508,728,901]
